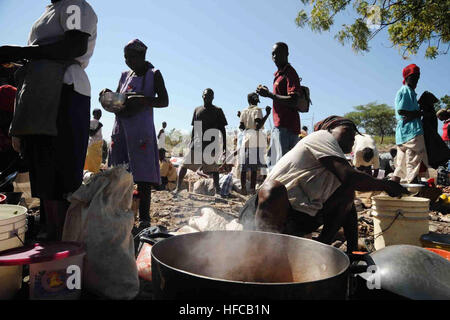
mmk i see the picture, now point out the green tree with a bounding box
[345,102,396,143]
[433,95,450,111]
[440,95,450,109]
[165,128,183,150]
[296,0,450,59]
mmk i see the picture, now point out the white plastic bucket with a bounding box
[371,196,430,250]
[0,205,28,300]
[29,243,86,300]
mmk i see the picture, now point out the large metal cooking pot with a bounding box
[151,230,363,300]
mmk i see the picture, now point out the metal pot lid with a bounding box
[358,245,450,300]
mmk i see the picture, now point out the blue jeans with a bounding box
[267,126,300,169]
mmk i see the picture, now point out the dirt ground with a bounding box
[146,182,449,253]
[148,189,243,231]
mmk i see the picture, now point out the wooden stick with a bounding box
[186,192,245,206]
[230,191,250,202]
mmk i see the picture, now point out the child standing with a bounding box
[84,108,103,173]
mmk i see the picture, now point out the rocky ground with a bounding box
[145,183,449,253]
[148,189,243,230]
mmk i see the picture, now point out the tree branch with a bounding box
[329,0,352,21]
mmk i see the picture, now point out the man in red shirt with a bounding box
[257,42,303,168]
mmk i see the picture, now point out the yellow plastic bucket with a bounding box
[371,196,430,250]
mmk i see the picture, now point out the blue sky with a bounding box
[1,0,449,140]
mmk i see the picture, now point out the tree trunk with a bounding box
[380,127,385,144]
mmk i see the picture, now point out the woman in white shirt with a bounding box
[0,0,97,241]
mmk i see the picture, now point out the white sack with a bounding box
[62,167,139,300]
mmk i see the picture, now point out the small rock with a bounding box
[159,211,170,217]
[430,215,440,222]
[429,223,439,232]
[311,232,320,239]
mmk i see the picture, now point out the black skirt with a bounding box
[23,85,90,200]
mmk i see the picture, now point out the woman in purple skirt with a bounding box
[102,39,169,227]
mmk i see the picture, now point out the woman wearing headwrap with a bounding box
[313,115,361,133]
[239,115,407,253]
[391,64,429,183]
[0,0,97,241]
[101,39,169,228]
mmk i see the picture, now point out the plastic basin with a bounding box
[0,204,28,299]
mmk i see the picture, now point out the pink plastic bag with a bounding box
[136,243,153,282]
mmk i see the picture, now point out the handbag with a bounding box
[296,77,311,113]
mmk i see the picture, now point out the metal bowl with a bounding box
[99,92,127,113]
[401,183,425,196]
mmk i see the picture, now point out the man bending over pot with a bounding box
[239,116,408,253]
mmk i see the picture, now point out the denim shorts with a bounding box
[267,126,300,168]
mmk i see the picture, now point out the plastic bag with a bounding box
[136,243,153,282]
[189,207,228,231]
[188,207,243,231]
[62,167,139,300]
[135,226,170,282]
